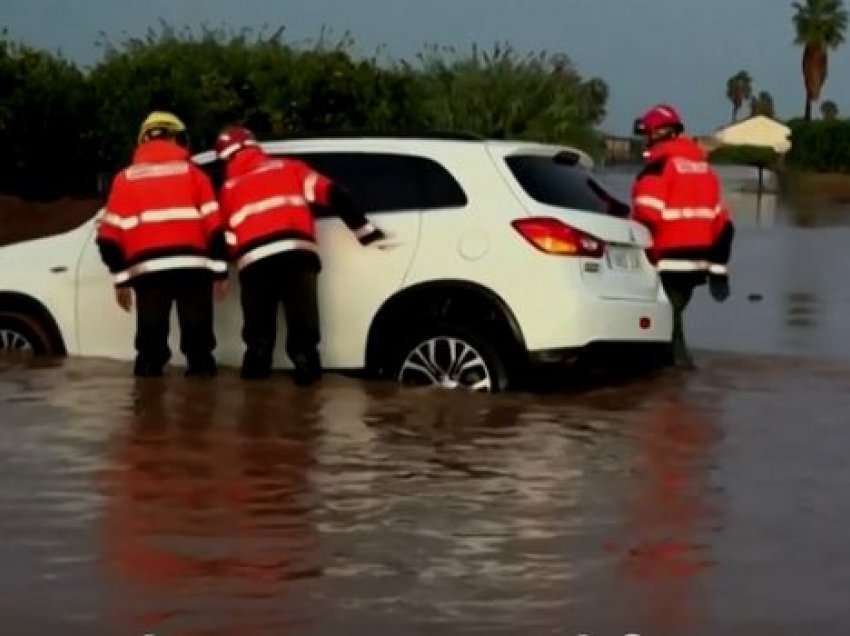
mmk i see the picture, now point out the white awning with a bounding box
[713,116,792,153]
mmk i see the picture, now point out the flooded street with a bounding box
[3,169,850,635]
[602,165,850,361]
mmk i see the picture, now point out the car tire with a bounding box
[390,322,511,392]
[0,312,56,356]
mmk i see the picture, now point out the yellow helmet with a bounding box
[137,111,187,145]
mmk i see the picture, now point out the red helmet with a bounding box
[215,126,259,160]
[633,104,685,136]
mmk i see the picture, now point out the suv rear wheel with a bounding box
[0,312,55,356]
[394,323,510,392]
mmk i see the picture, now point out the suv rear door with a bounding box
[278,151,459,368]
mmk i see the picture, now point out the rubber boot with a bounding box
[134,356,165,378]
[241,350,272,380]
[185,354,218,378]
[671,323,696,370]
[292,351,322,387]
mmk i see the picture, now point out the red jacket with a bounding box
[96,140,227,285]
[219,147,377,271]
[631,137,734,275]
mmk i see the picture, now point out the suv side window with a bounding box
[283,152,467,215]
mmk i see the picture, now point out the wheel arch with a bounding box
[0,292,67,355]
[365,279,527,376]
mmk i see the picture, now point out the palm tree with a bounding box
[726,71,753,122]
[821,99,840,119]
[750,91,776,117]
[793,0,848,120]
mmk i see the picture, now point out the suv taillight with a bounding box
[511,217,604,258]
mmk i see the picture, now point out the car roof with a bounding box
[193,135,594,169]
[483,140,594,168]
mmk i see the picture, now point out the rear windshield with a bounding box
[505,154,629,217]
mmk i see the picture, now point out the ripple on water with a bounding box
[2,353,850,634]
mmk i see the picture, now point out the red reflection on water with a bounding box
[616,387,718,635]
[97,381,320,636]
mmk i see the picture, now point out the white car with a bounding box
[0,134,672,391]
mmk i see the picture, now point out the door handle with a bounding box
[373,240,405,251]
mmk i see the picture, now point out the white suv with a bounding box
[0,134,671,391]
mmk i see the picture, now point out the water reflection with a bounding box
[616,380,719,636]
[93,377,603,634]
[726,190,778,229]
[3,347,850,633]
[100,379,322,635]
[785,292,819,329]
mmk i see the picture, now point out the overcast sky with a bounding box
[1,0,843,134]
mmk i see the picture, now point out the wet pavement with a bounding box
[2,169,850,635]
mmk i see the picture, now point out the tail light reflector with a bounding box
[511,217,604,258]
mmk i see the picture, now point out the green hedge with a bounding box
[787,119,850,173]
[709,144,779,168]
[0,26,609,200]
[0,35,97,198]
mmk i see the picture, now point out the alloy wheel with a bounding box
[0,328,34,354]
[398,336,493,392]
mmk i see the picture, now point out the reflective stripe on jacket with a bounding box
[631,136,734,274]
[219,147,375,271]
[96,140,227,285]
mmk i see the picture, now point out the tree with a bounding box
[750,91,776,117]
[575,77,608,126]
[0,26,611,200]
[726,70,753,122]
[413,43,608,154]
[821,99,840,119]
[0,30,95,198]
[793,0,848,120]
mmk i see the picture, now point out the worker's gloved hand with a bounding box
[114,286,133,313]
[709,275,730,303]
[358,225,387,247]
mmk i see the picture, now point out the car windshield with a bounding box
[505,154,629,217]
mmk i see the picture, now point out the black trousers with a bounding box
[132,269,216,374]
[238,252,320,375]
[660,272,703,366]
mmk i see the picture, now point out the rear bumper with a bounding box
[523,294,673,353]
[528,341,670,367]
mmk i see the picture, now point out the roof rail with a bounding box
[273,130,485,142]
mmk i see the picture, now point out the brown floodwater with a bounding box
[2,354,850,636]
[2,169,850,635]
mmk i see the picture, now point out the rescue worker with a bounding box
[214,126,385,384]
[631,105,735,368]
[96,112,229,377]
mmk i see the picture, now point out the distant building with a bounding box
[603,135,642,164]
[602,130,730,164]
